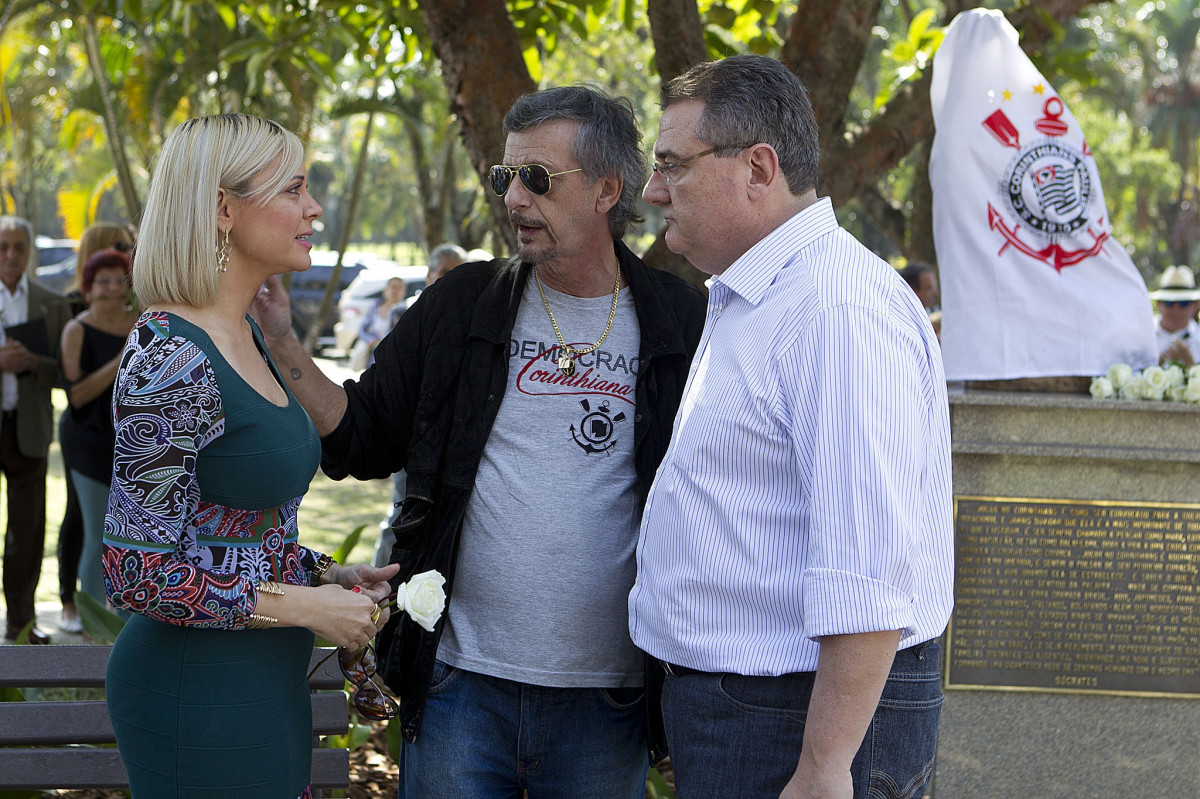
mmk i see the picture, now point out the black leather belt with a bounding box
[660,661,705,678]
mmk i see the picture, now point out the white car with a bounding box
[333,262,428,354]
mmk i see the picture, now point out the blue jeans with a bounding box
[399,661,648,799]
[661,640,942,799]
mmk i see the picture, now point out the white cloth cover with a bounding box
[929,8,1156,380]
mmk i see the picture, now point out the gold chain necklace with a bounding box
[533,263,621,377]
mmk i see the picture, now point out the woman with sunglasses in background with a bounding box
[103,113,397,799]
[57,247,138,625]
[55,222,136,634]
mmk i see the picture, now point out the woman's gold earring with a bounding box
[215,229,231,274]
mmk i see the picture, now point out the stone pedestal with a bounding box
[932,390,1200,798]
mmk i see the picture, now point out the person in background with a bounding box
[900,261,941,342]
[0,216,72,645]
[1149,264,1200,366]
[102,113,396,797]
[899,261,940,311]
[251,86,706,797]
[350,276,407,371]
[372,241,470,569]
[631,55,953,799]
[57,221,135,634]
[58,248,138,620]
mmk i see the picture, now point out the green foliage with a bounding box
[646,765,677,798]
[331,524,368,565]
[76,589,127,644]
[874,8,944,110]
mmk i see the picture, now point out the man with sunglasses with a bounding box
[252,85,705,797]
[629,56,953,799]
[1149,264,1200,366]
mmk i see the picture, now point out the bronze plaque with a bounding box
[949,496,1200,697]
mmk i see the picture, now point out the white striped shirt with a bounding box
[628,198,954,676]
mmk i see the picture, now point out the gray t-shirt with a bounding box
[437,278,643,687]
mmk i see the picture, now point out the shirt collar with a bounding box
[712,196,838,306]
[0,272,29,301]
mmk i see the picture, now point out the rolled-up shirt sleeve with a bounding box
[782,302,927,639]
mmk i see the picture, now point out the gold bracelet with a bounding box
[247,613,278,630]
[310,553,335,586]
[257,580,286,596]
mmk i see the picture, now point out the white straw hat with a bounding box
[1149,265,1200,302]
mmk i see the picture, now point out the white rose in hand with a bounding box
[1166,364,1186,388]
[395,570,447,632]
[1186,380,1200,403]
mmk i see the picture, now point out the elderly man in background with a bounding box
[0,216,72,644]
[630,56,954,799]
[1151,264,1200,366]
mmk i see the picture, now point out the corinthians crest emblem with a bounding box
[982,96,1110,273]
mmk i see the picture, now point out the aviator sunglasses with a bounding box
[338,644,399,721]
[488,163,583,196]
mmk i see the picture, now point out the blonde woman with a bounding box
[103,113,397,798]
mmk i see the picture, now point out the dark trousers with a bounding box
[57,412,82,605]
[661,640,943,799]
[1,411,48,632]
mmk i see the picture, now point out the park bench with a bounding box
[0,644,350,795]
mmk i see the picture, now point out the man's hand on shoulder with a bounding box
[250,275,298,347]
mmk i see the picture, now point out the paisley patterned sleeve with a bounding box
[102,313,257,629]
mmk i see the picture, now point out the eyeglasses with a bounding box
[488,164,583,196]
[338,644,399,721]
[651,144,755,185]
[1161,300,1197,308]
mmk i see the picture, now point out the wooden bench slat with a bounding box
[0,692,349,745]
[0,645,346,690]
[0,645,109,688]
[0,747,350,790]
[0,644,352,791]
[0,701,113,745]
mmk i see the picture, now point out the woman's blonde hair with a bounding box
[69,222,135,293]
[133,113,304,307]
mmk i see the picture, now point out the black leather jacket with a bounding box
[320,241,706,757]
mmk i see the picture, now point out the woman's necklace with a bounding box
[533,264,621,377]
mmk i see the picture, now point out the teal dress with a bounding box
[104,312,323,798]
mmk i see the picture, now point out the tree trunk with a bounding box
[81,14,142,225]
[417,0,536,252]
[646,0,707,85]
[783,0,883,147]
[302,110,376,353]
